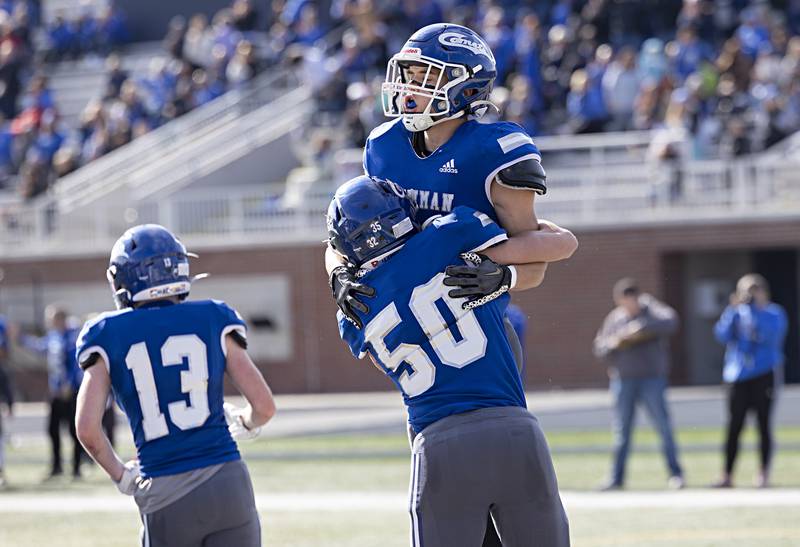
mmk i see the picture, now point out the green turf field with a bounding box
[0,426,798,546]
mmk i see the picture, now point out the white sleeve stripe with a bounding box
[220,324,247,358]
[498,132,535,154]
[484,153,542,207]
[469,233,508,253]
[79,345,111,374]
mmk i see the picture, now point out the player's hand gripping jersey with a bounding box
[338,206,526,433]
[364,119,544,223]
[76,300,246,477]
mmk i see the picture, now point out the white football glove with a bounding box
[223,402,261,441]
[115,460,141,496]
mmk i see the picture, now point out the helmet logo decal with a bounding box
[438,32,491,58]
[385,180,407,198]
[401,47,421,56]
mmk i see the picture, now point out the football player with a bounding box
[327,22,574,356]
[329,176,570,547]
[326,27,576,543]
[74,224,275,547]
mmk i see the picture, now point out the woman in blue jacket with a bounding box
[713,274,787,488]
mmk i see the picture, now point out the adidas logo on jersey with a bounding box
[439,159,458,174]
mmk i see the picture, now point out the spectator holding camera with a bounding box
[713,274,787,488]
[593,277,684,491]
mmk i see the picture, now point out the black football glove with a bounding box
[444,253,514,310]
[329,266,376,329]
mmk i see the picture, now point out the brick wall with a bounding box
[3,217,799,398]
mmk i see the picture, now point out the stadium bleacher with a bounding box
[0,0,798,253]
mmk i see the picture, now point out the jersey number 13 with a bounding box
[126,335,210,441]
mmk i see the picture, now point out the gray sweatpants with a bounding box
[141,460,260,547]
[409,407,570,547]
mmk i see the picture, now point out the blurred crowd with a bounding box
[292,0,800,164]
[0,0,274,204]
[0,0,133,201]
[2,0,800,206]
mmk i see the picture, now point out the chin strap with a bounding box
[404,109,465,132]
[404,100,498,132]
[468,100,500,119]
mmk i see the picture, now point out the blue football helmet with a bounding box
[327,176,420,269]
[382,24,497,132]
[106,224,193,309]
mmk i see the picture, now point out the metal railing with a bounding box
[3,134,799,257]
[158,153,800,240]
[127,85,312,201]
[46,69,299,214]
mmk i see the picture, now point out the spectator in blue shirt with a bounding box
[514,12,545,106]
[567,68,609,133]
[481,6,516,84]
[290,3,326,46]
[17,305,85,479]
[736,7,771,59]
[76,13,99,56]
[29,109,64,165]
[673,25,715,82]
[713,274,788,488]
[46,15,78,61]
[97,5,130,51]
[0,118,14,186]
[0,313,14,488]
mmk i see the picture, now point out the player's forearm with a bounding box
[242,398,275,430]
[240,377,276,430]
[325,245,346,276]
[225,337,277,429]
[510,262,548,291]
[76,425,125,482]
[484,228,578,264]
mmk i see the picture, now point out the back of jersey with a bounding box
[77,300,245,477]
[339,206,526,433]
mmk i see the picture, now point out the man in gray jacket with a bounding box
[593,278,684,490]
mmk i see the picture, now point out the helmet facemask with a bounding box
[382,55,472,132]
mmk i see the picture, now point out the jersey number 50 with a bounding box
[126,335,210,441]
[365,272,488,397]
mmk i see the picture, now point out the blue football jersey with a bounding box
[76,300,245,478]
[363,119,542,224]
[338,206,527,433]
[0,316,7,353]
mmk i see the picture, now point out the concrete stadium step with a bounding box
[43,42,167,127]
[41,0,108,23]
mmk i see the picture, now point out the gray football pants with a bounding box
[141,460,260,547]
[409,407,570,547]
